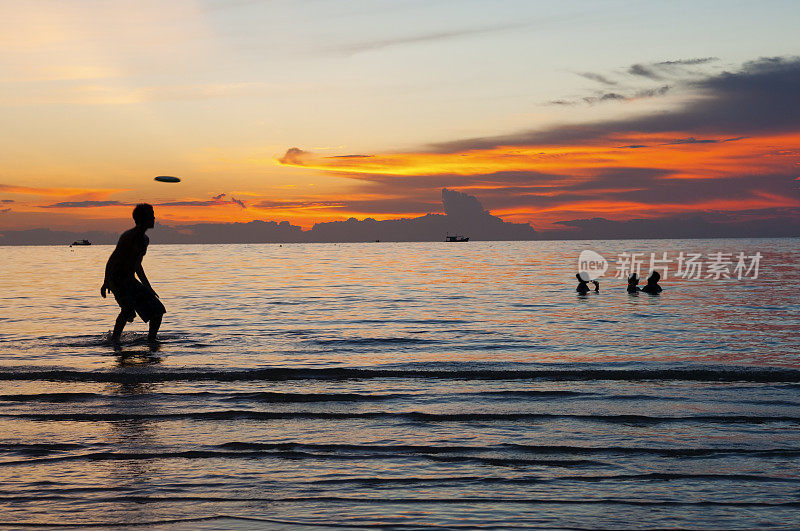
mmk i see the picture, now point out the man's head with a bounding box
[132,203,155,229]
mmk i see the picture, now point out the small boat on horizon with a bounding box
[445,235,469,242]
[70,239,92,246]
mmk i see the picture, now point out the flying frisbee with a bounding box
[154,175,181,183]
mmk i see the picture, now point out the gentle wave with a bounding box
[311,337,439,346]
[0,390,592,403]
[4,441,798,459]
[314,472,800,485]
[475,390,591,398]
[2,367,800,383]
[0,495,797,507]
[2,410,798,424]
[0,515,263,528]
[222,441,800,457]
[0,392,100,403]
[0,450,605,469]
[0,391,407,403]
[0,443,85,454]
[220,391,407,403]
[2,473,795,493]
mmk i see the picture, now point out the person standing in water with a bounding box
[576,273,591,294]
[576,273,600,294]
[641,271,663,294]
[627,273,641,293]
[101,203,166,345]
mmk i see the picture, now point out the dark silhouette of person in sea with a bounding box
[576,273,591,294]
[101,203,165,345]
[576,273,599,294]
[641,271,663,294]
[627,273,641,293]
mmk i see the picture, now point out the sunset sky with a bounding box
[1,0,799,234]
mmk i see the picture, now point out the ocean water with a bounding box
[0,239,798,529]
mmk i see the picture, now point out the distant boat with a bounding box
[445,235,469,242]
[70,239,91,246]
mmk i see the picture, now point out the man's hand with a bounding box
[100,282,108,298]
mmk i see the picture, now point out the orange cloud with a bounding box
[275,130,800,229]
[278,132,800,181]
[0,183,127,198]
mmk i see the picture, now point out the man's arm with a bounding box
[101,241,122,298]
[100,231,130,298]
[100,256,115,298]
[136,264,158,298]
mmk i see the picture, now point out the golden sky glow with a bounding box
[3,130,799,231]
[1,2,799,235]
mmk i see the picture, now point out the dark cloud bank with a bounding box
[0,189,534,245]
[437,56,800,151]
[2,188,797,245]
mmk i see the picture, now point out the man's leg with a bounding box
[148,313,162,342]
[112,312,127,342]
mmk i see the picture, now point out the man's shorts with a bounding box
[111,278,166,323]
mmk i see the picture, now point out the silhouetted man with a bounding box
[101,203,165,344]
